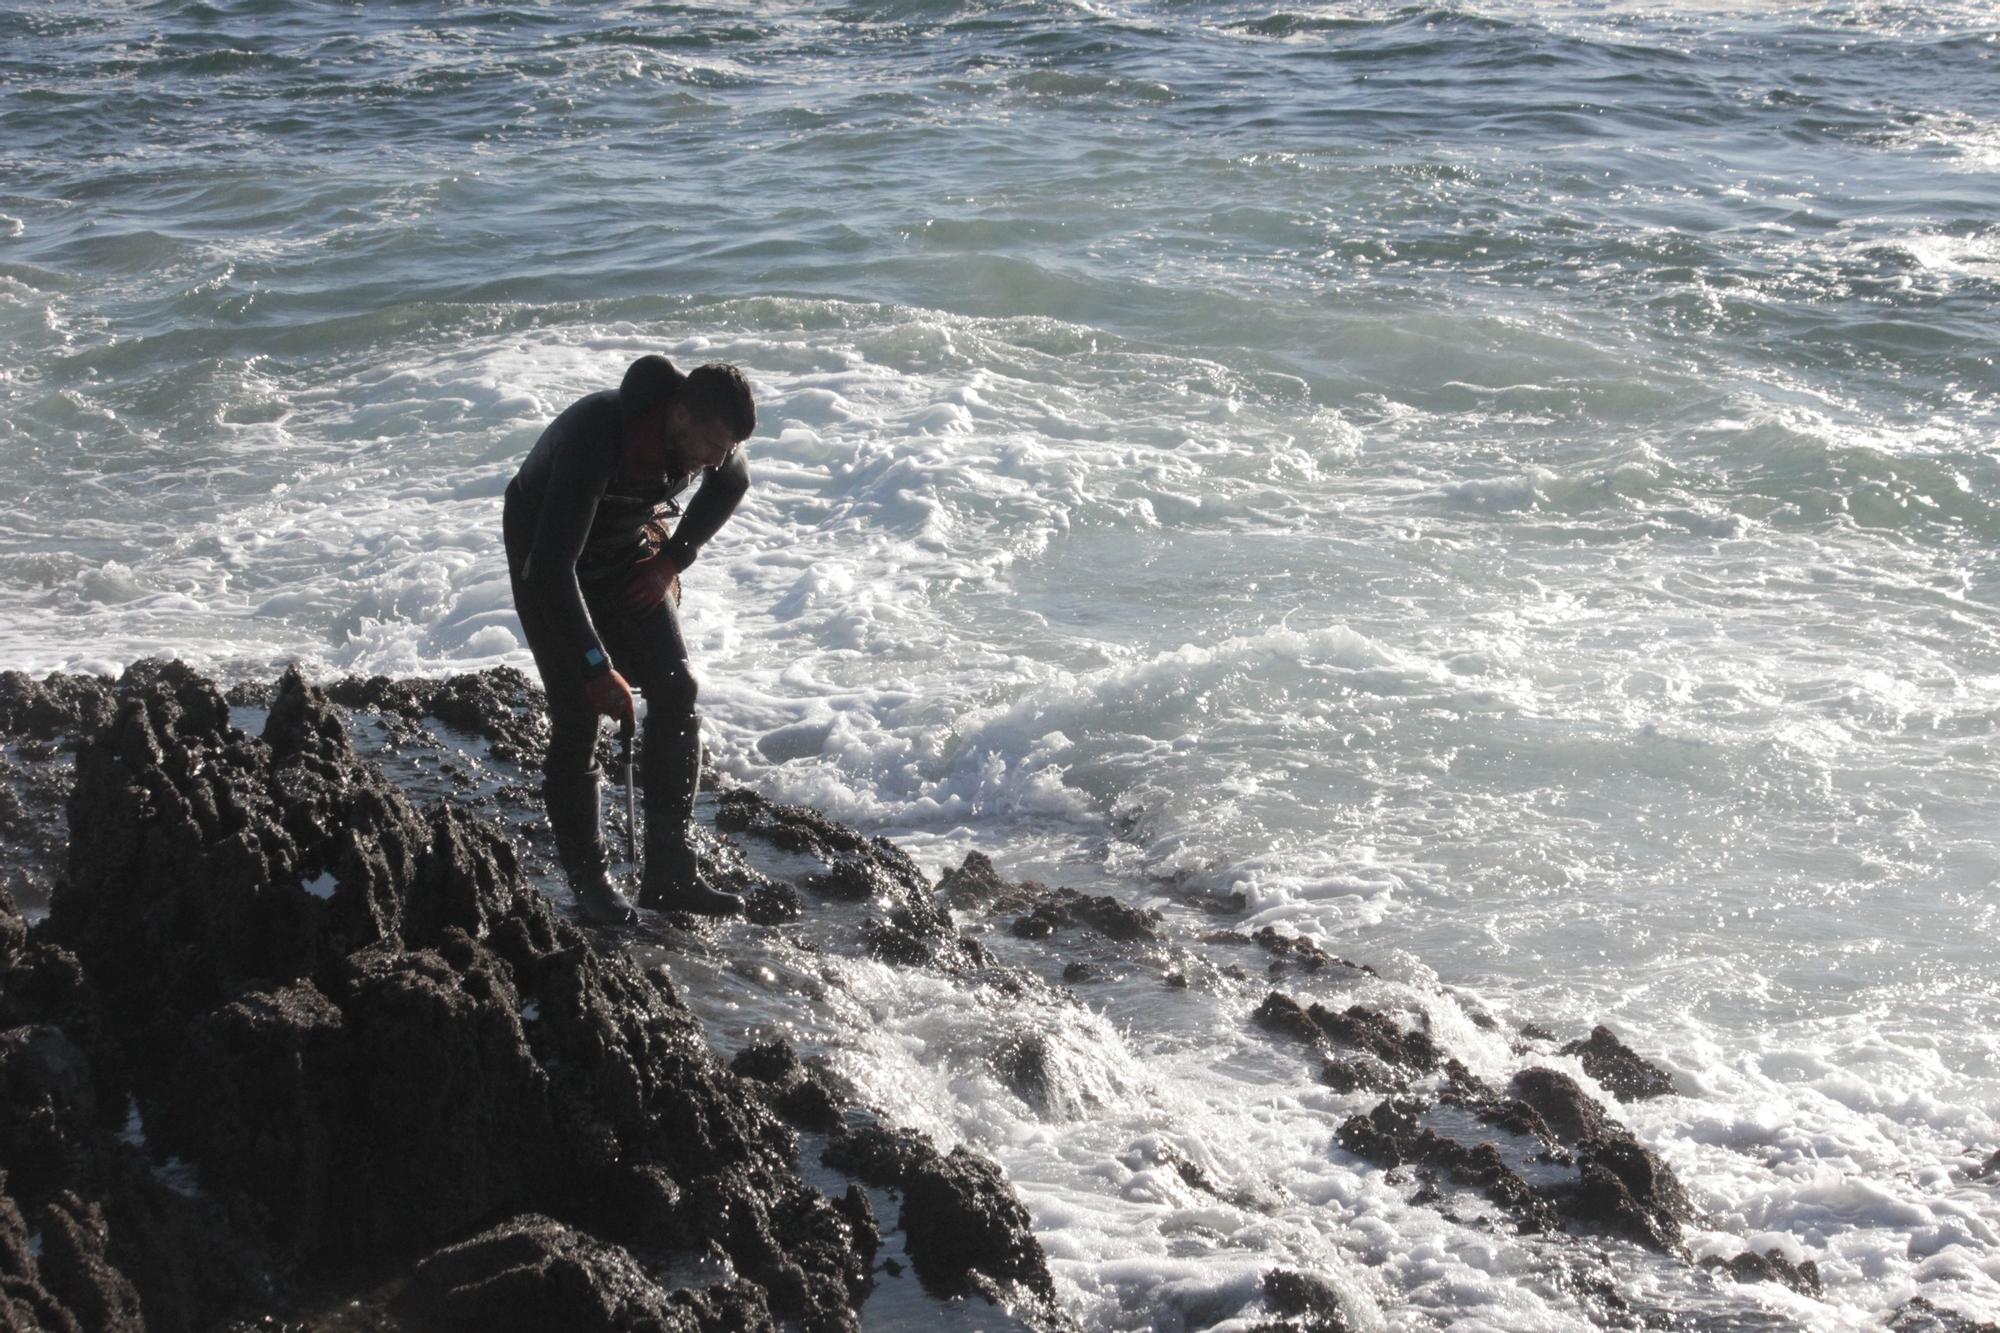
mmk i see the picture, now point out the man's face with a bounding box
[625,403,739,477]
[667,402,739,472]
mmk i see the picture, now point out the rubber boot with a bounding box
[544,768,635,926]
[641,837,743,917]
[637,712,743,917]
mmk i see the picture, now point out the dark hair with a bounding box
[620,354,683,422]
[682,363,756,442]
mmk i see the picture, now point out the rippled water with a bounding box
[4,2,1999,1328]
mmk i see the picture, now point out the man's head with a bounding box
[620,355,755,475]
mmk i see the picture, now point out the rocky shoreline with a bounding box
[0,664,1058,1332]
[0,663,1991,1332]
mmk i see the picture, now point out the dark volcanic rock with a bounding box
[1560,1025,1677,1102]
[1891,1297,2000,1333]
[395,1213,756,1333]
[744,882,805,926]
[1206,927,1371,978]
[25,666,874,1328]
[1258,1268,1353,1332]
[1331,1064,1690,1253]
[0,872,264,1332]
[900,1147,1057,1307]
[1334,1098,1426,1169]
[821,1123,1058,1320]
[1317,1055,1404,1095]
[994,1032,1064,1118]
[935,853,1160,944]
[1335,1099,1559,1235]
[1310,1004,1442,1074]
[1439,1066,1559,1147]
[715,789,896,868]
[1251,991,1440,1083]
[1509,1068,1693,1252]
[1566,1142,1688,1252]
[805,857,898,903]
[730,1040,848,1133]
[324,666,549,763]
[821,1124,939,1188]
[1008,889,1160,943]
[0,1025,100,1210]
[1253,992,1325,1047]
[862,904,986,972]
[934,851,1014,907]
[1508,1068,1615,1147]
[716,790,978,972]
[0,670,116,743]
[1699,1248,1822,1297]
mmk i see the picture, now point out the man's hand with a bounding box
[622,550,681,615]
[584,669,635,725]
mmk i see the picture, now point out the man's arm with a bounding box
[521,432,614,680]
[658,445,750,571]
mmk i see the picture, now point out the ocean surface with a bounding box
[4,1,1998,1327]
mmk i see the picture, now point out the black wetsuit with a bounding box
[504,387,748,783]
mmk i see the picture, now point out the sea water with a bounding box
[3,2,1997,1327]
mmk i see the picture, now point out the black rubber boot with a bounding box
[544,768,635,927]
[637,712,742,917]
[639,838,743,917]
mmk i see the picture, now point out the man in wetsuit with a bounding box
[505,353,754,924]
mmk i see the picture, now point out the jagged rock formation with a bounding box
[1248,986,1699,1259]
[1253,990,1442,1095]
[1699,1247,1822,1296]
[1253,1268,1354,1333]
[1892,1297,2000,1333]
[1204,926,1373,979]
[715,790,985,972]
[0,663,1059,1331]
[821,1123,1065,1325]
[1559,1025,1677,1102]
[730,1039,849,1134]
[317,667,551,765]
[937,851,1162,944]
[1504,1067,1693,1252]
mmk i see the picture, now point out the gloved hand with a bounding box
[621,549,682,615]
[584,668,635,725]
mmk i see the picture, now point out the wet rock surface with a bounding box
[395,1214,765,1333]
[1892,1297,2000,1333]
[729,1039,849,1133]
[1253,1268,1354,1333]
[1253,991,1443,1088]
[1559,1025,1677,1103]
[1506,1068,1694,1252]
[1251,981,1702,1265]
[0,671,117,744]
[938,851,1162,945]
[1699,1248,1823,1296]
[1335,1097,1562,1236]
[821,1122,1062,1322]
[320,668,550,766]
[1206,927,1373,979]
[715,790,984,973]
[4,664,1061,1331]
